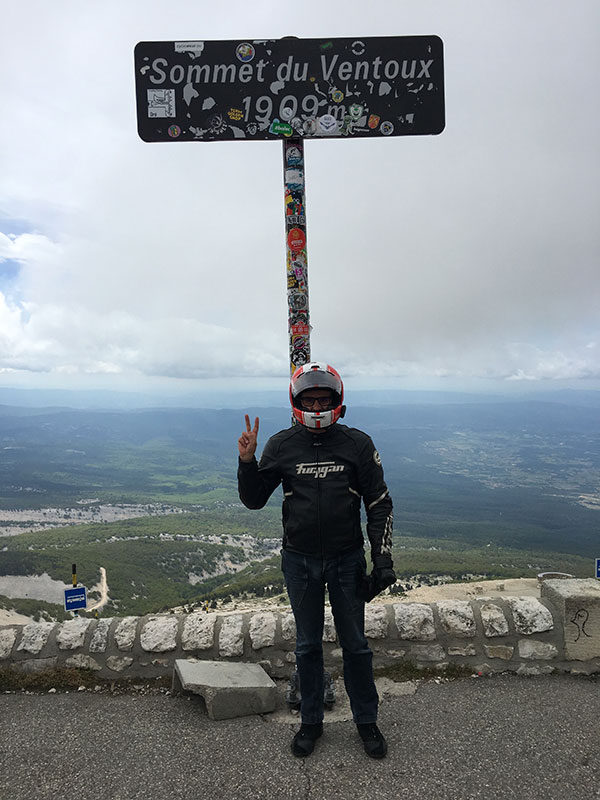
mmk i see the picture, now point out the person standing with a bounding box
[237,362,396,758]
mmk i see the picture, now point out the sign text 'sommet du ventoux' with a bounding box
[134,36,445,143]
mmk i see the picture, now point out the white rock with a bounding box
[448,644,477,657]
[410,643,446,662]
[56,618,91,650]
[249,612,276,650]
[285,652,296,663]
[89,618,112,653]
[140,616,178,652]
[394,603,436,641]
[17,622,55,655]
[106,655,134,672]
[182,613,216,651]
[383,648,406,658]
[323,609,336,642]
[114,617,138,651]
[480,603,509,638]
[281,613,296,641]
[15,657,57,674]
[507,597,554,635]
[517,640,558,660]
[0,628,17,660]
[484,645,514,661]
[569,664,600,676]
[66,654,102,671]
[437,600,476,638]
[516,664,555,676]
[365,605,389,639]
[219,614,244,657]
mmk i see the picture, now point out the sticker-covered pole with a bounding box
[283,137,311,378]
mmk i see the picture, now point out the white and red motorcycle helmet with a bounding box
[290,362,346,429]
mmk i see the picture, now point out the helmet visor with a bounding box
[291,369,341,398]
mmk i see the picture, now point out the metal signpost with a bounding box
[134,36,445,374]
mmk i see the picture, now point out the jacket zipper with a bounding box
[313,435,323,559]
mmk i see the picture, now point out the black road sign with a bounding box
[134,36,445,143]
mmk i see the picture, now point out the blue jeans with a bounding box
[281,547,379,725]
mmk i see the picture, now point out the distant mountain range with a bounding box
[1,385,600,410]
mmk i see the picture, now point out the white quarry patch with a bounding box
[56,618,91,650]
[182,612,216,651]
[437,600,477,638]
[17,621,55,654]
[140,616,178,652]
[0,609,31,625]
[114,617,138,651]
[480,603,509,637]
[0,503,185,537]
[89,618,112,653]
[0,573,69,603]
[365,604,389,639]
[219,614,244,657]
[507,597,554,634]
[0,627,17,659]
[518,640,558,660]
[249,612,276,650]
[394,603,435,641]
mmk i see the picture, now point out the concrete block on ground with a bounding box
[172,659,277,720]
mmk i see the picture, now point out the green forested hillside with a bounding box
[1,396,599,618]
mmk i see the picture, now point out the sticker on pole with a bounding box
[64,586,87,612]
[287,228,306,253]
[134,36,445,142]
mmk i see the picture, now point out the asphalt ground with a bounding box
[1,674,599,800]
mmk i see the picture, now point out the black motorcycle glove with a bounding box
[358,557,397,602]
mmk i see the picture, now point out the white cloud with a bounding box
[0,0,599,391]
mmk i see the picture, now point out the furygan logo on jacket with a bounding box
[296,461,345,478]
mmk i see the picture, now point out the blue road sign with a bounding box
[596,558,600,579]
[64,586,87,612]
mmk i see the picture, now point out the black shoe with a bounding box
[356,723,388,759]
[291,723,323,757]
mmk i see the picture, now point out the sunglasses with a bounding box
[301,396,333,409]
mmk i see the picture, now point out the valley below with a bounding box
[0,392,598,622]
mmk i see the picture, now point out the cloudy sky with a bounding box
[1,0,599,397]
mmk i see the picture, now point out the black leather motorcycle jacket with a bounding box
[238,423,393,562]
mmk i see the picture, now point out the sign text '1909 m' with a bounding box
[134,36,445,143]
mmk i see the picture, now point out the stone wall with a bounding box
[1,579,599,680]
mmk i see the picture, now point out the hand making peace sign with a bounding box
[238,414,260,463]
